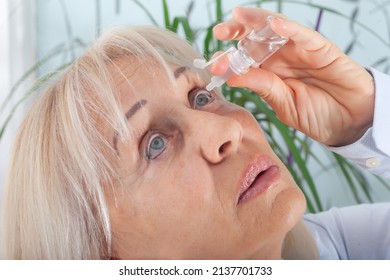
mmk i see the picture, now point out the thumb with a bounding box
[227,68,291,110]
[271,16,336,58]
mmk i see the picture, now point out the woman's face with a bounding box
[106,59,306,259]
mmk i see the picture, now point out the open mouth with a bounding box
[237,158,281,205]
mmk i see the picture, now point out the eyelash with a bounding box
[188,87,215,109]
[144,132,168,160]
[143,87,214,161]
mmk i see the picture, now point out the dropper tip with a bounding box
[193,59,207,69]
[206,83,216,91]
[206,75,227,91]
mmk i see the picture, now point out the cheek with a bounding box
[108,165,224,258]
[268,179,307,235]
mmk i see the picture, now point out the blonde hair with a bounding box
[0,25,318,259]
[0,26,207,259]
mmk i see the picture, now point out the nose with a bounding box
[192,112,243,164]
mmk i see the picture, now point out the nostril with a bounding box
[219,141,231,154]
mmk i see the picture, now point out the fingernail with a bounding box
[212,23,223,33]
[227,82,246,89]
[214,23,224,28]
[270,17,288,31]
[231,29,240,39]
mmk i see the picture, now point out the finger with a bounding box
[209,51,230,76]
[227,68,291,112]
[270,17,331,53]
[213,19,251,41]
[232,7,286,29]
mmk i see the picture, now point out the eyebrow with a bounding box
[174,66,187,79]
[113,99,147,151]
[125,99,147,119]
[113,67,186,152]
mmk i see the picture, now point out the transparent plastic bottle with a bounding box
[194,16,288,91]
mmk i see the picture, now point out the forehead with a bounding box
[112,57,168,85]
[112,55,202,92]
[108,58,187,111]
[111,58,167,92]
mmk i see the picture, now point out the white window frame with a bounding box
[0,0,36,191]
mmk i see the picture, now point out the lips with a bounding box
[237,156,281,205]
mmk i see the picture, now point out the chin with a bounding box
[274,179,307,232]
[237,182,306,260]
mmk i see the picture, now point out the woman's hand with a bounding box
[212,7,375,147]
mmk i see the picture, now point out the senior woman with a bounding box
[1,7,389,259]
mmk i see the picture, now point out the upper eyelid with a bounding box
[145,132,168,160]
[188,86,205,96]
[188,87,214,107]
[140,130,165,159]
[140,123,179,158]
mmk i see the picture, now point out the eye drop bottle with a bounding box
[194,16,288,91]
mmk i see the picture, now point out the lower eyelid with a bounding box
[146,134,165,158]
[141,122,182,162]
[142,130,175,161]
[190,88,216,109]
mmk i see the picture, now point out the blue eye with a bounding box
[145,134,167,160]
[190,88,214,109]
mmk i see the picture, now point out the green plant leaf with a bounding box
[216,0,223,22]
[162,0,171,29]
[277,0,283,13]
[171,16,194,43]
[203,24,215,60]
[333,153,364,203]
[215,0,223,50]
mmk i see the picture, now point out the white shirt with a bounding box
[303,68,390,259]
[328,68,390,179]
[304,203,390,259]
